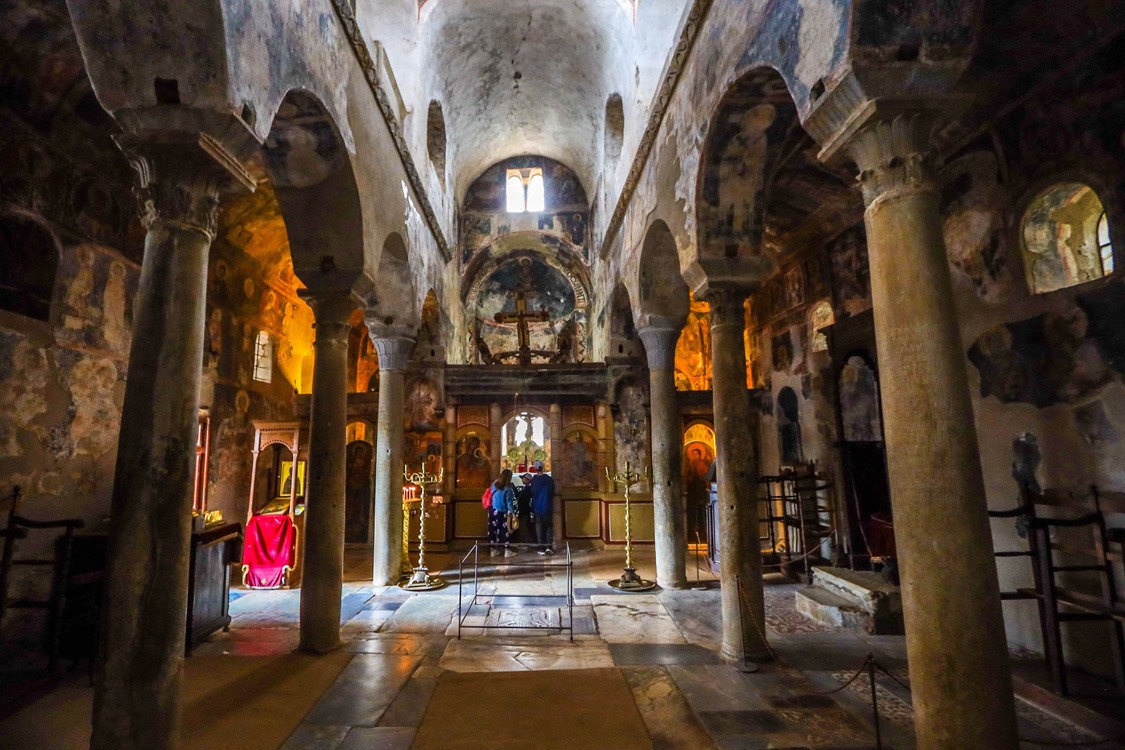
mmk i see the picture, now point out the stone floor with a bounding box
[2,546,1123,749]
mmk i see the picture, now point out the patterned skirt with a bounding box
[487,507,509,546]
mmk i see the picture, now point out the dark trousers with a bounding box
[533,513,553,550]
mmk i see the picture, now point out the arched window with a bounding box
[0,214,58,321]
[253,330,273,383]
[506,174,526,213]
[526,173,545,213]
[1098,211,1114,275]
[505,168,546,213]
[1021,183,1115,294]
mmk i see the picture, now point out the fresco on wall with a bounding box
[559,429,598,489]
[1021,183,1109,294]
[614,379,650,476]
[404,377,441,432]
[455,431,492,488]
[839,355,882,442]
[683,422,715,537]
[675,295,712,390]
[827,227,871,319]
[967,284,1125,407]
[940,151,1014,302]
[345,441,372,544]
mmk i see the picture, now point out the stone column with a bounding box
[489,402,503,475]
[843,111,1018,749]
[639,320,687,588]
[369,327,415,585]
[298,291,356,654]
[548,403,564,543]
[706,289,768,662]
[92,135,252,750]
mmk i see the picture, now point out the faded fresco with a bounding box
[345,440,372,544]
[675,295,712,390]
[404,377,441,432]
[613,378,650,476]
[839,356,882,443]
[559,429,599,489]
[827,227,872,319]
[1020,183,1109,294]
[967,285,1125,407]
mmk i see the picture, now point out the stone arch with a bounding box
[0,211,60,322]
[262,89,366,291]
[637,219,689,326]
[370,232,419,328]
[427,101,447,188]
[608,282,643,360]
[694,67,801,274]
[604,93,624,176]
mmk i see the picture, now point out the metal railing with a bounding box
[456,542,575,641]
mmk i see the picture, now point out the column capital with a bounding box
[116,130,255,241]
[368,321,416,371]
[845,111,946,207]
[701,288,750,329]
[637,317,682,371]
[300,289,359,344]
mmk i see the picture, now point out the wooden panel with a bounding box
[454,500,488,538]
[607,502,655,543]
[408,502,448,545]
[457,404,490,428]
[564,499,602,538]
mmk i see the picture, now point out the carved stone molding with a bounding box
[116,131,255,241]
[366,319,417,371]
[598,0,714,258]
[637,323,681,370]
[847,113,942,206]
[302,289,360,345]
[330,0,451,262]
[703,288,749,329]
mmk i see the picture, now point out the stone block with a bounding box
[806,566,904,635]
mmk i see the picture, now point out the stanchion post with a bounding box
[868,653,882,750]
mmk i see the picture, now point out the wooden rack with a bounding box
[759,463,839,581]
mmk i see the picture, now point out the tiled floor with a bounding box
[4,548,1120,749]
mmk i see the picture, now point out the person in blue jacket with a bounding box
[488,469,517,558]
[529,462,556,555]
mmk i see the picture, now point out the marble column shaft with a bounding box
[639,323,687,588]
[707,290,768,662]
[92,139,248,750]
[370,330,415,585]
[847,112,1018,749]
[299,291,356,654]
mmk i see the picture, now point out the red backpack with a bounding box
[481,484,493,509]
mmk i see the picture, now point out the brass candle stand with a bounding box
[605,463,656,591]
[401,464,447,591]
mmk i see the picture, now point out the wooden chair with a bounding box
[0,486,85,672]
[993,485,1125,696]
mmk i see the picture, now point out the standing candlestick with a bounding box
[605,464,656,591]
[401,463,446,591]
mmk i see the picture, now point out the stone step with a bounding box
[794,586,870,630]
[807,566,904,635]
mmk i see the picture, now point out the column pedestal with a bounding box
[639,322,687,589]
[369,328,415,585]
[706,289,768,662]
[299,291,356,654]
[91,136,252,750]
[846,111,1018,749]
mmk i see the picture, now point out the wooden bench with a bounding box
[991,486,1125,696]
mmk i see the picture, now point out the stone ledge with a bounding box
[807,566,904,635]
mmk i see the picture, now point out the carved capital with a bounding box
[301,290,359,346]
[116,131,255,240]
[637,319,682,370]
[367,320,416,371]
[703,289,749,330]
[846,113,942,207]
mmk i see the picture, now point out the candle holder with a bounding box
[401,463,446,591]
[605,463,656,592]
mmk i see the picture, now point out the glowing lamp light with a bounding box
[402,480,421,503]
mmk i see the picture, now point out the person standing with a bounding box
[530,462,556,555]
[488,469,517,558]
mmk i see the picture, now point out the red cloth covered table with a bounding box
[242,514,295,589]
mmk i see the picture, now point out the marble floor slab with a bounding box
[302,654,423,727]
[591,595,687,644]
[438,636,614,673]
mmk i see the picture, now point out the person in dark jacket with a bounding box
[488,469,517,558]
[529,462,556,554]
